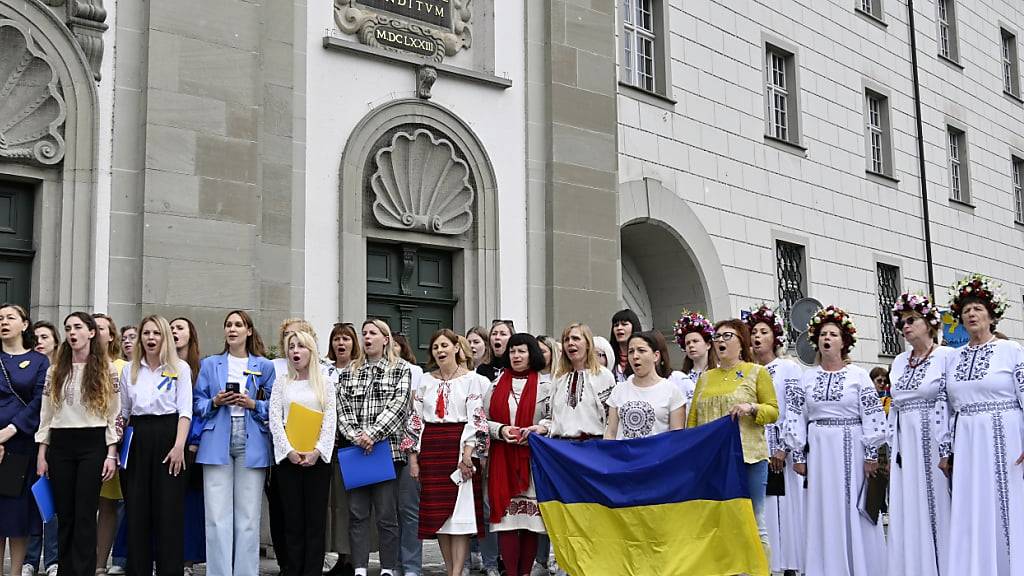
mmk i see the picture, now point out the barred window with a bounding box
[622,0,656,92]
[776,240,807,345]
[877,263,902,357]
[1013,157,1023,224]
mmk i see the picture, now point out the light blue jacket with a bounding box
[194,353,276,468]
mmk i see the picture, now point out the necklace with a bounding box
[907,344,935,369]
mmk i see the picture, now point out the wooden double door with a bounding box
[366,242,455,364]
[0,181,34,309]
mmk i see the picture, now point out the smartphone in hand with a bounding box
[226,382,240,395]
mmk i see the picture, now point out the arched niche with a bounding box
[0,0,101,321]
[338,98,499,329]
[618,178,730,359]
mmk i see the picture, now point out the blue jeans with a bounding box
[396,464,422,575]
[112,503,128,568]
[746,460,769,560]
[26,518,59,571]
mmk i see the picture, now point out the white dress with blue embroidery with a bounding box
[943,339,1024,576]
[886,345,954,576]
[763,358,805,573]
[783,364,888,576]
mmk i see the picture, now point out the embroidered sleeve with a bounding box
[933,370,954,458]
[858,371,888,461]
[782,380,808,463]
[1013,343,1024,412]
[34,368,55,444]
[105,368,122,446]
[401,383,425,454]
[462,377,488,455]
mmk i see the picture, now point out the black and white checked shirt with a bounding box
[336,357,411,462]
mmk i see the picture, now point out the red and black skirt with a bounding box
[417,422,484,539]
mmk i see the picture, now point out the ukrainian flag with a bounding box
[529,417,768,576]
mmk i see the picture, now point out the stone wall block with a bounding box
[562,3,615,58]
[144,171,200,215]
[177,37,258,105]
[148,89,227,134]
[550,182,618,239]
[142,257,256,309]
[196,134,258,183]
[151,0,260,51]
[142,213,255,264]
[551,83,616,134]
[144,125,197,175]
[226,103,259,141]
[198,178,260,224]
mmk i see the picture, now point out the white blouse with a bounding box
[542,367,616,438]
[119,360,193,419]
[36,364,121,445]
[402,371,489,453]
[268,375,338,464]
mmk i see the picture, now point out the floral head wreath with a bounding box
[890,292,941,328]
[672,310,714,350]
[745,303,786,348]
[948,273,1009,320]
[807,305,858,351]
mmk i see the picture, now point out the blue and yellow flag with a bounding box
[529,417,768,576]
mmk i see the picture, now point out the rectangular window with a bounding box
[1013,157,1024,224]
[776,240,807,346]
[937,0,960,62]
[859,0,882,19]
[1003,29,1020,97]
[877,263,902,357]
[864,91,893,177]
[765,46,800,146]
[947,127,970,204]
[622,0,656,92]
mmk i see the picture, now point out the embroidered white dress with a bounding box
[943,339,1024,576]
[541,367,615,438]
[763,358,805,574]
[784,365,888,576]
[403,371,489,534]
[886,346,954,576]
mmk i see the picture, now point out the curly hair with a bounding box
[51,312,116,417]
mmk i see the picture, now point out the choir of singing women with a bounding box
[3,269,1024,576]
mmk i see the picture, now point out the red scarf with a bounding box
[487,369,538,524]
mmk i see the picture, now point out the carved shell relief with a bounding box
[333,0,472,63]
[370,128,474,235]
[0,21,67,166]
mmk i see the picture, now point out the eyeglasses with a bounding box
[491,319,516,331]
[711,332,737,342]
[894,316,919,329]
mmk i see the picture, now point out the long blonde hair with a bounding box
[352,319,399,369]
[130,315,182,383]
[285,331,326,408]
[555,323,601,377]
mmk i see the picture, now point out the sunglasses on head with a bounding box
[491,319,515,331]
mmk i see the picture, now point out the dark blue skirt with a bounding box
[0,437,42,537]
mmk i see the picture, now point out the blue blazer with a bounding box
[193,353,276,468]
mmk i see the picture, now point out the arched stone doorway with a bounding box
[619,178,730,363]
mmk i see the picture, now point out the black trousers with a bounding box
[48,427,106,576]
[276,460,331,576]
[266,465,289,571]
[123,415,186,576]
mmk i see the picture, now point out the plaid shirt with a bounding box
[337,357,411,462]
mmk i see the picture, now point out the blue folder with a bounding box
[32,476,56,522]
[337,440,396,490]
[119,426,134,469]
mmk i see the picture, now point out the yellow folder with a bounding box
[285,402,324,452]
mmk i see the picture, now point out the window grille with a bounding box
[776,241,806,345]
[877,263,902,357]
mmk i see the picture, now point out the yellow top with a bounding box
[687,362,778,463]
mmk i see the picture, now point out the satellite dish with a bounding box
[795,331,818,365]
[790,297,823,332]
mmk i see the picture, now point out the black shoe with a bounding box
[324,562,354,576]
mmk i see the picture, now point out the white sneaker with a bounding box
[22,566,36,576]
[184,567,194,576]
[107,567,125,576]
[45,566,58,576]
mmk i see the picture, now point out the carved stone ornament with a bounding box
[42,0,108,80]
[0,20,67,166]
[334,0,472,63]
[371,128,474,235]
[416,65,437,99]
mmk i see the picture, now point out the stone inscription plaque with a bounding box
[374,27,437,56]
[361,0,451,29]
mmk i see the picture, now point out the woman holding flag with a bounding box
[268,331,337,576]
[688,319,778,561]
[119,315,193,576]
[484,333,552,576]
[784,306,887,576]
[403,329,489,576]
[605,331,685,440]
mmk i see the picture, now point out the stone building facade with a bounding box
[1,0,1021,364]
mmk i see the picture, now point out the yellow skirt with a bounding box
[100,470,122,500]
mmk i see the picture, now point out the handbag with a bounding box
[766,468,786,496]
[0,451,31,497]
